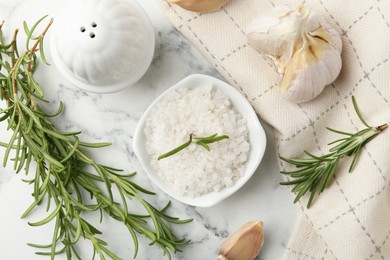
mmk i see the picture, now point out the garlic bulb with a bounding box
[246,5,342,103]
[218,221,264,260]
[168,0,229,13]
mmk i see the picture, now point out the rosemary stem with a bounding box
[28,18,53,72]
[1,88,10,105]
[11,52,25,95]
[10,29,19,97]
[0,21,9,104]
[377,123,388,132]
[11,29,18,67]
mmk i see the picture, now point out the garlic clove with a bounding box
[246,5,295,69]
[280,24,342,102]
[168,0,229,13]
[217,221,264,260]
[246,5,342,103]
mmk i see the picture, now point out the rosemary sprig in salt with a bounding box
[158,133,229,160]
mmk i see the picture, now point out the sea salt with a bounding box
[144,85,250,197]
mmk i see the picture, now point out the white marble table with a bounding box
[0,0,299,259]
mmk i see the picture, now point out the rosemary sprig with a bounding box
[157,133,229,160]
[0,17,191,259]
[280,97,388,208]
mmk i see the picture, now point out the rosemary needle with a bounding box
[280,96,388,208]
[0,17,191,259]
[157,133,229,160]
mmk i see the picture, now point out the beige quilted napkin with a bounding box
[157,0,390,259]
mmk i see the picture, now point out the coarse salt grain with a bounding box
[144,85,250,197]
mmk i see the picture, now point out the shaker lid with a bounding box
[50,0,155,93]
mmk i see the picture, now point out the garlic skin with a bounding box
[217,221,264,260]
[168,0,229,13]
[246,5,342,103]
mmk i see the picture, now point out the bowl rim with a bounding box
[133,74,267,207]
[49,0,155,94]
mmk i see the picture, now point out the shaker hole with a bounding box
[91,22,97,28]
[80,27,86,32]
[90,32,96,38]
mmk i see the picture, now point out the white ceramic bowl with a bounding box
[133,74,266,207]
[50,0,155,94]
